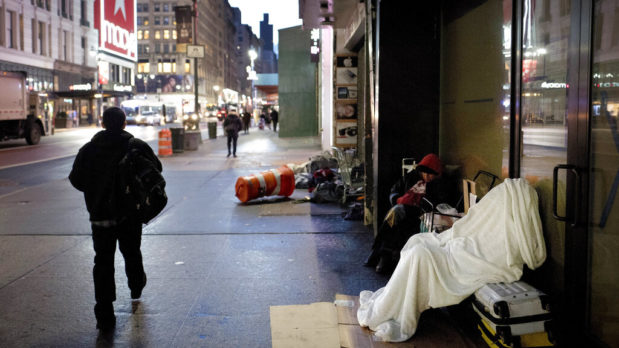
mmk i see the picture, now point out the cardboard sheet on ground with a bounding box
[270,302,340,348]
[270,295,416,348]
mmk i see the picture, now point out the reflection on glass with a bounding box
[520,0,569,182]
[589,0,619,345]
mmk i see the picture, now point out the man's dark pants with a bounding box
[227,134,238,155]
[92,218,144,305]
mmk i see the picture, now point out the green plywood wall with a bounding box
[278,26,318,137]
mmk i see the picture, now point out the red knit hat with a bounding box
[417,153,442,176]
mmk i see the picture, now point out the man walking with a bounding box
[223,106,243,157]
[69,107,161,331]
[270,108,279,132]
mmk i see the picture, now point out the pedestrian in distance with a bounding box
[270,108,279,132]
[223,106,243,157]
[69,107,161,332]
[259,110,266,130]
[242,111,251,134]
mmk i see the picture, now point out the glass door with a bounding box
[587,0,619,345]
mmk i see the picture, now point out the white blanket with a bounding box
[357,179,546,342]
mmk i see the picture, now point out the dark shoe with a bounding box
[131,273,147,299]
[227,153,231,157]
[94,303,116,331]
[233,153,237,157]
[375,256,392,274]
[363,249,380,267]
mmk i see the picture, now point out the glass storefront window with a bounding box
[520,0,569,181]
[440,1,512,187]
[588,0,619,344]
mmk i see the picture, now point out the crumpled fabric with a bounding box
[357,179,546,342]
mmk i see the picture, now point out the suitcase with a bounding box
[472,281,553,345]
[477,316,554,348]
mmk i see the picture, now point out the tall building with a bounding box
[259,13,277,73]
[0,0,99,129]
[135,0,249,114]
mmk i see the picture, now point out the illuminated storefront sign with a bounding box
[113,84,133,92]
[541,82,567,89]
[70,83,93,91]
[95,0,137,61]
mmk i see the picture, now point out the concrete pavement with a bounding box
[0,126,481,347]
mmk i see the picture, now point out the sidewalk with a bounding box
[0,127,482,347]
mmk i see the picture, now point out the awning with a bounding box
[51,90,133,99]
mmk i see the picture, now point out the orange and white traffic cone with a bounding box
[235,166,295,203]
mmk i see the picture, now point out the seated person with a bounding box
[364,153,453,274]
[357,179,547,342]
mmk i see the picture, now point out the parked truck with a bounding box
[0,71,45,145]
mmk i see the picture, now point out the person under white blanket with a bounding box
[357,178,547,342]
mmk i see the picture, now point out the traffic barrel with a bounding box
[158,129,173,157]
[235,165,295,203]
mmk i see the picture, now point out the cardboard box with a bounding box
[270,294,416,348]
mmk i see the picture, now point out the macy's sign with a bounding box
[102,19,136,57]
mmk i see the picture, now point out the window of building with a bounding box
[80,0,89,26]
[154,3,160,12]
[19,14,24,51]
[144,44,150,53]
[144,30,150,39]
[138,62,150,73]
[172,44,176,52]
[38,21,45,55]
[155,30,161,39]
[31,18,35,53]
[137,17,143,26]
[154,16,160,25]
[163,30,170,39]
[122,67,131,84]
[155,43,160,53]
[163,16,170,25]
[163,3,169,12]
[144,18,149,26]
[63,30,69,60]
[82,36,87,64]
[61,0,68,18]
[185,59,191,73]
[173,30,177,40]
[158,61,174,73]
[7,11,16,49]
[137,30,143,40]
[163,44,169,53]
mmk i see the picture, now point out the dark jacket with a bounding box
[270,110,278,122]
[69,130,161,222]
[223,113,243,137]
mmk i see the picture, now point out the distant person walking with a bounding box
[259,110,266,130]
[242,111,251,134]
[223,106,243,157]
[270,108,279,132]
[69,107,161,332]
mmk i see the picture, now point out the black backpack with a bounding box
[116,140,168,223]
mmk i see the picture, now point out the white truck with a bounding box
[0,71,45,145]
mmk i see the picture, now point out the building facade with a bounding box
[0,0,98,130]
[135,0,254,115]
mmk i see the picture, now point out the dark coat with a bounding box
[223,113,243,137]
[69,130,161,222]
[270,110,279,122]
